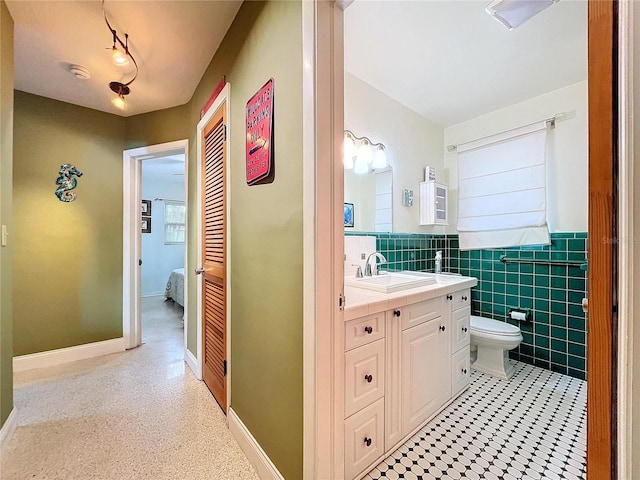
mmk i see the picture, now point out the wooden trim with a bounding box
[588,1,617,478]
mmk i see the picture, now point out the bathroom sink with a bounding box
[345,271,437,293]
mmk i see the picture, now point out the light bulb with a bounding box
[343,134,355,169]
[112,46,130,66]
[358,139,372,164]
[372,146,387,169]
[112,94,127,110]
[353,156,369,174]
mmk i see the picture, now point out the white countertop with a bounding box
[344,274,478,321]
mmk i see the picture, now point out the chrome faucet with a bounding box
[364,252,387,276]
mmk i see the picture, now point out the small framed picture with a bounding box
[141,199,152,216]
[344,203,354,228]
[141,216,151,234]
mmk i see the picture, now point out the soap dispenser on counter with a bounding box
[435,250,442,274]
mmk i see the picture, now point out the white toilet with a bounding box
[470,315,523,380]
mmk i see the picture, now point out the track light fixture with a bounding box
[103,2,138,110]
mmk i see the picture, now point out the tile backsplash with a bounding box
[345,231,588,380]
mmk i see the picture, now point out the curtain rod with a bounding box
[447,112,567,153]
[153,197,184,202]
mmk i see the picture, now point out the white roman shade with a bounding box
[456,123,550,250]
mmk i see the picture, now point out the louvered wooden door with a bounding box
[201,105,227,412]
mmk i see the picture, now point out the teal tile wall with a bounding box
[344,231,444,272]
[447,233,588,381]
[345,231,588,380]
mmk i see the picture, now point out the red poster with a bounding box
[246,78,274,185]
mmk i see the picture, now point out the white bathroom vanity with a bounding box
[338,273,478,479]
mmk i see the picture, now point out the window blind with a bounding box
[456,123,550,250]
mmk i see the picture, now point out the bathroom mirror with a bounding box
[344,167,392,232]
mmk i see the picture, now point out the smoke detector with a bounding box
[68,64,91,80]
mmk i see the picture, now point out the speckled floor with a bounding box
[1,296,259,480]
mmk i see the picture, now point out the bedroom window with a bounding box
[164,201,185,245]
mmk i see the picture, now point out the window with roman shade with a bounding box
[456,123,550,250]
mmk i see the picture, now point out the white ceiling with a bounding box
[142,155,185,186]
[7,1,586,124]
[344,0,587,127]
[6,1,242,117]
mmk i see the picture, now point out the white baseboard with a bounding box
[185,348,202,380]
[0,408,17,451]
[13,337,126,373]
[228,408,284,480]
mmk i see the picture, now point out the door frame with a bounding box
[617,1,635,477]
[122,139,189,351]
[304,2,345,479]
[195,83,231,410]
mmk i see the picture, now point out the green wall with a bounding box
[127,2,303,477]
[10,2,303,476]
[0,0,13,428]
[12,92,126,355]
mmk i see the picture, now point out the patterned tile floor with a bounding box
[364,362,587,480]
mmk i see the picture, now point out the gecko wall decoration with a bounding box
[55,164,83,203]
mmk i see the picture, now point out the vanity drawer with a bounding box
[451,306,471,352]
[399,296,443,330]
[452,347,471,395]
[344,398,385,480]
[449,289,470,311]
[345,312,385,351]
[345,339,385,418]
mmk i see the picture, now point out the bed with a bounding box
[164,268,185,307]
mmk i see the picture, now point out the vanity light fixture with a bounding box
[344,130,387,174]
[103,2,139,110]
[486,0,559,30]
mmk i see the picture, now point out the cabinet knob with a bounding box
[439,325,446,332]
[462,327,468,333]
[462,368,467,374]
[462,295,468,301]
[446,295,453,300]
[393,310,401,317]
[364,437,372,447]
[364,374,373,383]
[364,326,373,334]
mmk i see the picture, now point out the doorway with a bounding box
[335,1,616,479]
[140,156,186,347]
[122,140,189,354]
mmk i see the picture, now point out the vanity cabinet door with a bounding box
[401,318,450,436]
[344,398,385,480]
[345,339,385,418]
[451,306,471,352]
[452,347,471,395]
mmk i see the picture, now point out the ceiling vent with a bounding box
[68,64,91,80]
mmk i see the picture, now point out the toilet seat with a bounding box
[470,315,521,337]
